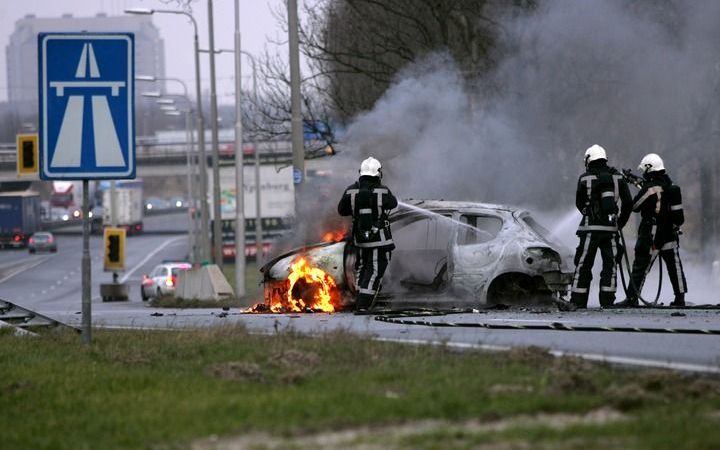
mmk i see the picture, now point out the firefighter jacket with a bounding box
[575,160,632,234]
[338,175,398,249]
[632,170,684,244]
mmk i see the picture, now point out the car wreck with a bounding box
[260,200,573,312]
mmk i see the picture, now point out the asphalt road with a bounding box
[2,211,719,374]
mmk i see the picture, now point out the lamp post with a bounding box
[125,7,210,263]
[206,0,223,270]
[288,0,304,199]
[232,0,245,296]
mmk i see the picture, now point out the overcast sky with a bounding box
[0,0,288,104]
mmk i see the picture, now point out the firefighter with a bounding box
[570,145,632,308]
[337,157,398,311]
[617,153,687,307]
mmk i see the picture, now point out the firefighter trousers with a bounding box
[627,234,687,299]
[570,231,619,308]
[355,247,391,309]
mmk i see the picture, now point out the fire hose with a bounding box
[617,229,663,307]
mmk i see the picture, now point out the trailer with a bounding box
[102,184,144,235]
[0,191,41,249]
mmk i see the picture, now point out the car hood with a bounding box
[261,241,348,288]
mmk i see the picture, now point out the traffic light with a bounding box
[16,134,38,177]
[104,228,126,272]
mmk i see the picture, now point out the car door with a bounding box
[384,213,455,293]
[451,213,505,296]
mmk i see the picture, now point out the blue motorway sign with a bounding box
[38,33,135,180]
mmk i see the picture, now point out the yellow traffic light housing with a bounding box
[16,133,38,177]
[104,227,126,272]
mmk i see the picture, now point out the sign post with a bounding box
[39,33,135,344]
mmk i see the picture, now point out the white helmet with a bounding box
[584,144,607,165]
[638,153,665,173]
[359,156,382,177]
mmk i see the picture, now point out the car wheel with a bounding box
[51,248,57,253]
[486,273,537,306]
[29,248,35,254]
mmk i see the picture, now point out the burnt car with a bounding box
[261,200,573,310]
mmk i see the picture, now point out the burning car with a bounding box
[261,200,573,311]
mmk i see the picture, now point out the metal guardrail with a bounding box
[0,139,295,169]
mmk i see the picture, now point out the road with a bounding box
[0,212,190,315]
[1,212,719,374]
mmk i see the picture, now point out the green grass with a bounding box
[1,327,719,450]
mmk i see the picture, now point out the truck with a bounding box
[50,181,95,220]
[0,191,41,249]
[102,183,144,235]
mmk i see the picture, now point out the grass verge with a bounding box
[1,327,719,450]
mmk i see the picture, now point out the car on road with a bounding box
[28,232,57,253]
[262,200,574,310]
[140,261,192,301]
[145,197,170,211]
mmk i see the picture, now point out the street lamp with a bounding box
[125,6,210,263]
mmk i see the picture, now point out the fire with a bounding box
[268,258,340,313]
[322,231,346,242]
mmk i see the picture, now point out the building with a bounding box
[6,13,165,117]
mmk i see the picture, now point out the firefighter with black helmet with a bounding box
[570,145,633,308]
[338,157,398,311]
[617,153,687,307]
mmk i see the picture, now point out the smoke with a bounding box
[334,0,720,255]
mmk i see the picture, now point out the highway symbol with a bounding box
[39,33,135,180]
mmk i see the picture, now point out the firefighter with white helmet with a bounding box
[570,145,633,308]
[338,156,398,311]
[617,153,687,307]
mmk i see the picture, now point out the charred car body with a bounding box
[261,200,573,311]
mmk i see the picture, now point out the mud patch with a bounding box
[268,349,321,384]
[191,408,626,450]
[206,361,264,382]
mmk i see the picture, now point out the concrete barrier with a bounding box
[175,264,234,301]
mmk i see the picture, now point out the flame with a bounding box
[268,258,340,313]
[322,231,346,242]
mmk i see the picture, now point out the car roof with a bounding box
[396,199,523,215]
[154,262,191,269]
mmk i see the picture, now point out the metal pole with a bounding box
[193,24,210,263]
[185,110,196,264]
[250,57,263,266]
[109,179,118,283]
[233,0,246,297]
[288,0,304,198]
[208,0,223,269]
[81,179,91,344]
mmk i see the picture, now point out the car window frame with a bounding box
[455,213,504,246]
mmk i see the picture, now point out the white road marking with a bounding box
[0,255,53,284]
[120,236,185,283]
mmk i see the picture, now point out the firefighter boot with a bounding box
[570,293,588,309]
[355,293,373,312]
[670,294,685,307]
[599,293,616,308]
[615,297,639,308]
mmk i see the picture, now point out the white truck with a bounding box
[102,187,144,235]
